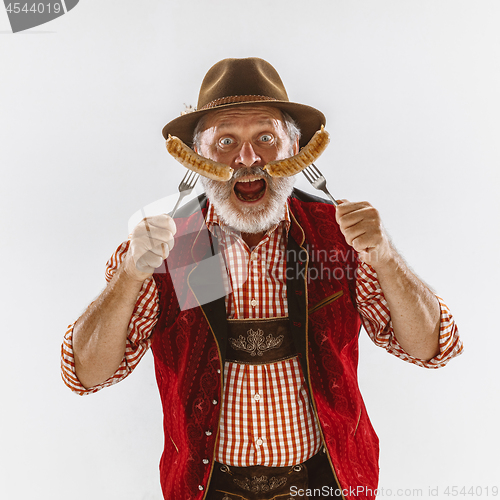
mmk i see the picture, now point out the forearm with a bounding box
[372,253,440,361]
[72,264,146,388]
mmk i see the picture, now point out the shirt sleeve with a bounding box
[60,241,160,395]
[355,261,463,368]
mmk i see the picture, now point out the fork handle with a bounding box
[169,192,185,218]
[324,191,339,207]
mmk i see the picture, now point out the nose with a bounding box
[235,141,261,168]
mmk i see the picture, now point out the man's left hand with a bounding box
[335,200,394,269]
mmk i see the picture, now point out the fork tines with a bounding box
[179,170,199,190]
[170,170,200,217]
[302,163,338,206]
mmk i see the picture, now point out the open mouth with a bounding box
[233,177,267,202]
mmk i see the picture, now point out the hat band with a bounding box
[199,94,280,110]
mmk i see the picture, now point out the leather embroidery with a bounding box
[229,328,284,357]
[233,474,288,493]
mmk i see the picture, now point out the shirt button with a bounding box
[254,393,261,402]
[212,399,218,405]
[205,430,212,436]
[202,459,209,465]
[256,438,263,446]
[198,485,204,491]
[217,369,221,374]
[250,299,257,307]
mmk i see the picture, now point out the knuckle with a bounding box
[153,254,164,267]
[167,222,177,236]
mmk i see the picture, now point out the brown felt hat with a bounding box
[162,57,326,149]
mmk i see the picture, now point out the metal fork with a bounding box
[302,163,338,206]
[169,170,200,217]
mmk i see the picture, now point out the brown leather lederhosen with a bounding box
[206,318,341,500]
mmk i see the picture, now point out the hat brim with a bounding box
[162,100,326,150]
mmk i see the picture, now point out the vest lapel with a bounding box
[286,214,310,382]
[187,226,228,366]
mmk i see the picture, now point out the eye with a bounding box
[260,134,274,143]
[219,137,234,146]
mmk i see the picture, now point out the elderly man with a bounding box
[62,58,462,500]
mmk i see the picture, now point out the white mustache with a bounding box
[233,167,271,179]
[232,166,270,183]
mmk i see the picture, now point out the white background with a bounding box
[1,1,499,499]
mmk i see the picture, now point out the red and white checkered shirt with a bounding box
[204,204,322,466]
[61,201,463,467]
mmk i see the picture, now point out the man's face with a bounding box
[197,106,298,234]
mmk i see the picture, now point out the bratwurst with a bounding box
[166,134,234,181]
[263,126,330,177]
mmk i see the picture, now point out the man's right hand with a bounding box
[123,214,176,282]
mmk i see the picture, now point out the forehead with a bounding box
[202,105,284,131]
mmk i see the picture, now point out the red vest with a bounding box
[151,190,379,500]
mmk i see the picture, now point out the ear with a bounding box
[292,137,299,155]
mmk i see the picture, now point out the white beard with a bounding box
[201,167,295,234]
